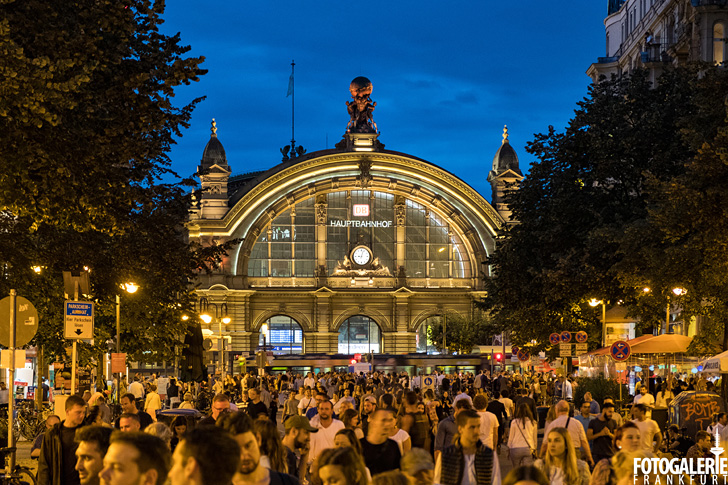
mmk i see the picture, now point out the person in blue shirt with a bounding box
[583,392,600,415]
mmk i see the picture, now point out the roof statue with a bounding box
[346,76,378,134]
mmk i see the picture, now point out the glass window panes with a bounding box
[416,316,442,354]
[260,315,303,354]
[246,191,471,282]
[338,315,381,354]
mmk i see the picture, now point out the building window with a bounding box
[338,315,381,354]
[416,316,442,354]
[259,315,303,354]
[404,200,471,279]
[714,23,725,65]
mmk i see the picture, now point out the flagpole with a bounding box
[290,60,295,152]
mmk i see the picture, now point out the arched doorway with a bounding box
[416,315,442,354]
[338,315,381,354]
[259,315,303,354]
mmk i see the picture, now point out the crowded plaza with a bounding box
[16,366,725,485]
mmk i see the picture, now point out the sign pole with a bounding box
[71,281,79,395]
[8,290,16,473]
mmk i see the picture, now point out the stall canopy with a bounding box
[585,334,691,356]
[699,349,728,374]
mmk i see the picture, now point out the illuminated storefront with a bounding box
[188,119,522,366]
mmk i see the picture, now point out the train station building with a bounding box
[188,93,523,372]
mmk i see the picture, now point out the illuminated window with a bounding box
[416,316,442,354]
[715,23,725,65]
[259,315,303,354]
[338,315,380,354]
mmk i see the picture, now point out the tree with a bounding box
[0,0,205,234]
[481,67,704,351]
[0,0,235,366]
[426,313,494,355]
[614,67,728,378]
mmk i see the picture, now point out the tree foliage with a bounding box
[426,313,495,355]
[481,66,728,354]
[0,0,234,365]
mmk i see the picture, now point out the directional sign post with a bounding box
[549,333,561,346]
[559,343,573,357]
[64,301,94,339]
[610,340,631,362]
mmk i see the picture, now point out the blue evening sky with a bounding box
[161,2,607,200]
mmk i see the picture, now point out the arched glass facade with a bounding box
[338,315,381,354]
[247,191,471,280]
[259,315,303,354]
[416,315,442,354]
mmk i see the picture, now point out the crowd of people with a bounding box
[28,367,726,485]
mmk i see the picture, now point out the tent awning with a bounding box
[699,349,728,374]
[585,334,692,356]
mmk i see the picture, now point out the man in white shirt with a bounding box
[307,400,344,467]
[541,400,594,467]
[631,403,662,453]
[634,386,655,418]
[303,373,315,389]
[498,390,514,419]
[128,377,145,401]
[473,395,498,449]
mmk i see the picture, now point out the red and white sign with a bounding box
[353,204,370,217]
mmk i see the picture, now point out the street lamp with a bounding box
[588,298,607,347]
[116,282,138,403]
[666,287,687,335]
[199,298,231,380]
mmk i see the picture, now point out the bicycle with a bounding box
[0,447,36,485]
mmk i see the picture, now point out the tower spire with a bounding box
[211,118,217,137]
[502,125,509,144]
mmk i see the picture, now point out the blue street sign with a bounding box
[517,350,530,362]
[575,331,588,343]
[610,340,631,362]
[549,333,560,345]
[560,331,572,343]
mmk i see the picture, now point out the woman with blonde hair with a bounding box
[316,446,368,485]
[144,383,162,421]
[533,427,591,485]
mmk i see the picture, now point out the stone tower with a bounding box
[196,119,231,219]
[487,126,524,223]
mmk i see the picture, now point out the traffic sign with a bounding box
[423,376,435,390]
[560,331,572,343]
[575,331,588,343]
[64,301,94,339]
[0,296,39,347]
[517,349,530,362]
[610,340,631,362]
[559,343,573,357]
[549,333,561,345]
[575,343,588,354]
[511,346,519,354]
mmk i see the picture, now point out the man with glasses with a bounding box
[199,393,231,426]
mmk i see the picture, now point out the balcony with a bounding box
[640,43,673,63]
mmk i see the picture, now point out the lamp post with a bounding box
[116,282,138,404]
[261,323,268,350]
[667,287,687,335]
[199,298,230,380]
[589,298,607,347]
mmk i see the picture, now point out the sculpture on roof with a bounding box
[346,76,378,134]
